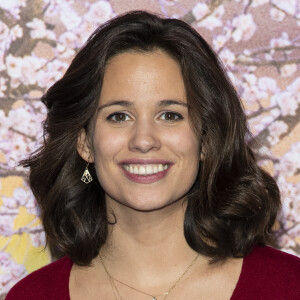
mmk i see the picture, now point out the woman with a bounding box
[6,11,300,300]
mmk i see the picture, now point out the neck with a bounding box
[98,198,204,289]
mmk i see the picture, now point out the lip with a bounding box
[120,159,173,165]
[119,159,173,184]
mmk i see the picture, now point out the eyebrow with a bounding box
[159,99,188,107]
[98,99,188,111]
[98,100,132,111]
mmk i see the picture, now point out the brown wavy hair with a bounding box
[21,11,281,266]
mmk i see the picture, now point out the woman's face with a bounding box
[78,50,200,212]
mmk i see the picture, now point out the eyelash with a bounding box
[106,111,183,123]
[106,112,131,122]
[160,111,183,121]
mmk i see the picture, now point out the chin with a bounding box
[117,196,184,213]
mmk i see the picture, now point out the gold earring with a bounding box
[81,163,93,184]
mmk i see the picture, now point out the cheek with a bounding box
[164,129,200,158]
[92,130,123,188]
[92,128,126,159]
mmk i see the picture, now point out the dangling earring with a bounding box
[81,163,93,184]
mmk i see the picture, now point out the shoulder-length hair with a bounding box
[22,11,280,266]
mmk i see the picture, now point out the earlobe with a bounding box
[200,151,204,161]
[77,129,94,163]
[199,145,205,161]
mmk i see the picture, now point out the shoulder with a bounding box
[232,246,300,299]
[5,256,72,300]
[249,245,300,273]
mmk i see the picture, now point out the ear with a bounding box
[200,151,204,160]
[77,129,94,163]
[200,144,205,161]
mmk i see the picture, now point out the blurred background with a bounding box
[0,0,300,297]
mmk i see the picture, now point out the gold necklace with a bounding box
[99,253,199,300]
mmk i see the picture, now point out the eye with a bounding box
[107,112,131,122]
[159,111,183,121]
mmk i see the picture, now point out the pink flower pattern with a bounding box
[0,0,299,297]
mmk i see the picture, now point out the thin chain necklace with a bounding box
[99,253,199,300]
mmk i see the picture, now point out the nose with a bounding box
[128,119,161,153]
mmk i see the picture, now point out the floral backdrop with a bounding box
[0,0,300,297]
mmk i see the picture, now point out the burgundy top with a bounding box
[6,246,300,299]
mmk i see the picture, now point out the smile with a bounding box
[123,164,169,175]
[120,161,172,184]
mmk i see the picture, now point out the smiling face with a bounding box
[78,50,200,212]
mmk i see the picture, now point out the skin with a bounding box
[78,50,200,212]
[72,50,243,300]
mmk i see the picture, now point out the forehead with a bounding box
[100,50,187,104]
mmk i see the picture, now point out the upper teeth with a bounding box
[124,164,169,175]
